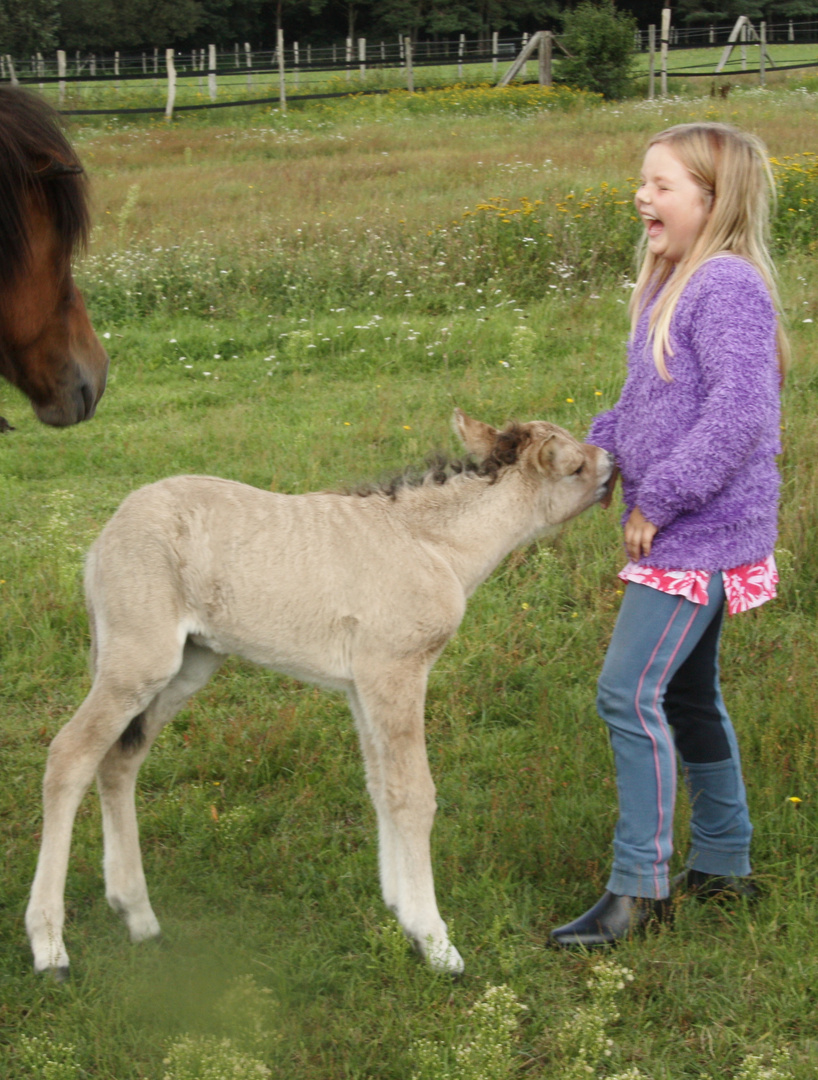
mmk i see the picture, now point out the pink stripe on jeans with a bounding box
[634,599,700,896]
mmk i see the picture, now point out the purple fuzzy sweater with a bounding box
[589,256,781,572]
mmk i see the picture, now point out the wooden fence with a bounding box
[2,20,817,117]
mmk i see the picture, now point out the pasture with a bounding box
[1,81,817,1079]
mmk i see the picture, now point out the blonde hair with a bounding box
[630,122,789,381]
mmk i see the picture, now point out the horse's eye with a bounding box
[573,463,585,476]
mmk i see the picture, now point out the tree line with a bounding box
[2,0,816,59]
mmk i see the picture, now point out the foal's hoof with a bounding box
[34,964,70,982]
[123,909,161,943]
[422,938,465,976]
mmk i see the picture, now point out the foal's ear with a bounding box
[533,431,557,475]
[452,408,498,460]
[535,431,583,477]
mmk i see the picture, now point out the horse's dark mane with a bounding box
[352,423,532,499]
[0,87,89,289]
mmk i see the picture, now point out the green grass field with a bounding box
[1,80,817,1079]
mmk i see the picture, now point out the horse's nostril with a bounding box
[80,380,96,419]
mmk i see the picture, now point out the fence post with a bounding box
[759,21,766,86]
[208,43,217,100]
[660,7,670,97]
[788,19,794,41]
[294,41,299,89]
[57,49,67,104]
[244,42,252,89]
[165,49,176,120]
[539,31,552,86]
[346,36,352,80]
[277,28,286,112]
[521,31,529,78]
[90,53,96,77]
[740,19,747,70]
[648,24,656,99]
[6,55,17,85]
[492,31,498,79]
[404,36,414,92]
[359,37,366,79]
[0,56,5,80]
[458,33,464,79]
[115,50,120,90]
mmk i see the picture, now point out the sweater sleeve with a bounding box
[635,260,779,531]
[587,407,619,455]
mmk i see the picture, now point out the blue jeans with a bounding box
[597,576,752,899]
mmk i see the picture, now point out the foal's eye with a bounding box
[572,463,585,476]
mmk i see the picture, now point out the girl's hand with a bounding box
[624,506,658,560]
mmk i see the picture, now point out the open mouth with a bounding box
[642,214,664,238]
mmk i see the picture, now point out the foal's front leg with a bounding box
[351,662,464,975]
[348,687,400,916]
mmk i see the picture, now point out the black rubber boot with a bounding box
[672,868,761,903]
[550,890,672,948]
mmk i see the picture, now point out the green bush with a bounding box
[560,0,638,100]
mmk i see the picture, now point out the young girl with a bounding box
[551,122,788,948]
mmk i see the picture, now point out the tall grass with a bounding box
[1,82,817,1079]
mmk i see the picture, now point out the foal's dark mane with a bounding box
[353,423,532,499]
[0,87,89,289]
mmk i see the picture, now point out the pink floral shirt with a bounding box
[618,554,778,616]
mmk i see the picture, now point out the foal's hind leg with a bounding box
[97,642,222,946]
[349,660,464,975]
[26,678,170,976]
[26,625,194,976]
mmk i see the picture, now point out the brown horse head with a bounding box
[0,87,108,428]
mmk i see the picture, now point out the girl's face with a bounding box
[635,142,711,264]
